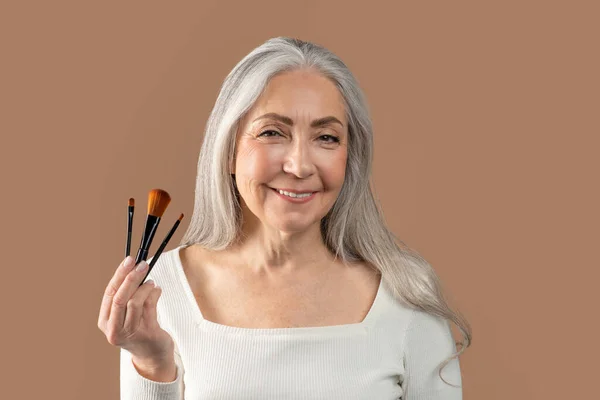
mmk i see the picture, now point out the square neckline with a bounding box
[172,244,387,336]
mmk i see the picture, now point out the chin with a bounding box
[267,217,313,233]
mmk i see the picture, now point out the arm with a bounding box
[120,345,185,400]
[402,310,463,400]
[120,261,185,400]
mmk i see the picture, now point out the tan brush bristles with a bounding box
[128,198,135,206]
[147,189,171,217]
[178,213,184,221]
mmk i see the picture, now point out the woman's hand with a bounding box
[97,256,175,371]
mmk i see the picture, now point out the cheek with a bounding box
[318,151,347,188]
[236,146,280,189]
[237,145,271,171]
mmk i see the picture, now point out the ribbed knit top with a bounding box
[120,245,462,399]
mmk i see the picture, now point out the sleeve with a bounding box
[401,310,463,400]
[119,253,185,399]
[119,344,185,400]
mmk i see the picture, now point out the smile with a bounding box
[271,187,317,203]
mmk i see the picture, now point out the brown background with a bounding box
[1,1,598,399]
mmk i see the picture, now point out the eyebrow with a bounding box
[252,112,344,128]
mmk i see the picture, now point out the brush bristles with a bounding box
[178,213,184,221]
[129,198,135,207]
[147,189,171,217]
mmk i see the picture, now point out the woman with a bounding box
[98,37,472,399]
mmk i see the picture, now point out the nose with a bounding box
[282,138,316,179]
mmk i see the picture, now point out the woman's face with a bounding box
[233,69,348,233]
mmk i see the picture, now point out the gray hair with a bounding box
[180,36,472,387]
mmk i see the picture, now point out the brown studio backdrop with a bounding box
[1,1,598,399]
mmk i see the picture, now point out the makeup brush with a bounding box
[126,198,134,258]
[139,213,184,286]
[134,189,171,266]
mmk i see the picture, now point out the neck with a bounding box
[223,206,336,277]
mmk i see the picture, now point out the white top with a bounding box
[120,245,463,399]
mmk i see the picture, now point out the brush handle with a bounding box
[126,231,131,258]
[148,219,181,269]
[126,205,134,257]
[135,214,161,265]
[139,218,182,286]
[135,247,149,265]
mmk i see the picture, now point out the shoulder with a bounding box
[144,245,186,287]
[407,309,451,329]
[406,310,454,339]
[178,243,216,273]
[404,309,457,356]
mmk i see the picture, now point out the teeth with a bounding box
[278,189,312,198]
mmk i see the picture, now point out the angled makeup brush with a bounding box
[134,189,171,266]
[126,198,134,258]
[140,213,184,286]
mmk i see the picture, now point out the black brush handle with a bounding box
[134,214,161,265]
[126,205,134,258]
[149,219,181,269]
[139,217,182,286]
[135,247,149,266]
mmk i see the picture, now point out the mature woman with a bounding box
[98,37,472,399]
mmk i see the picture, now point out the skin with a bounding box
[225,68,349,281]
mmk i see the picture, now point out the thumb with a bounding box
[144,286,162,324]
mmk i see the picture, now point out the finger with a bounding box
[122,280,157,336]
[143,286,163,329]
[98,256,135,330]
[108,260,149,330]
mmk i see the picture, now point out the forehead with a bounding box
[243,69,347,127]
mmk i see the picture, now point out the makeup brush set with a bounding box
[125,189,184,287]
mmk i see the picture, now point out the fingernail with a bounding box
[145,279,155,287]
[123,256,133,268]
[135,261,148,272]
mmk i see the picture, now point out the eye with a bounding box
[257,130,340,144]
[258,130,282,137]
[319,134,340,143]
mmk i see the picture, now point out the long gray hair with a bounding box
[180,36,472,387]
